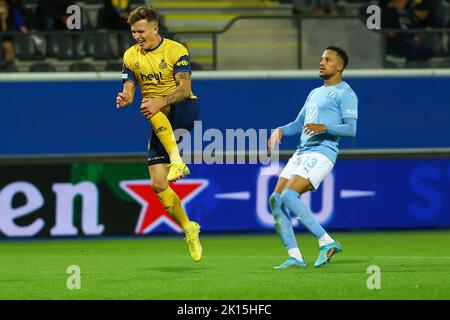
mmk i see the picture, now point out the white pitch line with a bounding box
[215,192,251,200]
[349,256,450,260]
[340,190,376,198]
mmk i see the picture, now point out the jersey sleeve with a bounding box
[172,45,192,74]
[121,49,137,84]
[280,107,305,136]
[279,91,312,136]
[326,118,357,137]
[339,89,358,119]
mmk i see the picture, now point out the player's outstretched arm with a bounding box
[268,128,282,151]
[279,108,306,137]
[303,123,326,136]
[166,72,192,105]
[116,81,136,108]
[303,118,357,137]
[140,72,191,119]
[324,118,357,137]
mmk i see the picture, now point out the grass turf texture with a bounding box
[1,231,449,300]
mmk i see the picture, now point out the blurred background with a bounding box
[1,2,450,302]
[0,0,449,238]
[0,0,450,72]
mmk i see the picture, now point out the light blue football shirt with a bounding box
[286,81,358,163]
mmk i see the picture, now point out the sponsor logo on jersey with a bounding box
[176,60,189,67]
[140,72,163,84]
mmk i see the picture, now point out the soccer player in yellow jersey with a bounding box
[116,5,202,262]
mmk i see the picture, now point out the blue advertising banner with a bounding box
[0,157,448,238]
[1,72,449,156]
[175,158,450,232]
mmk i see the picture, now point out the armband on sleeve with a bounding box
[173,55,192,74]
[121,63,137,84]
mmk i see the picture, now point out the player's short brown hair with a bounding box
[127,5,159,25]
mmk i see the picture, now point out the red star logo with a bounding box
[120,179,209,234]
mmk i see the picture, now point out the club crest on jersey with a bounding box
[134,62,140,69]
[159,59,167,70]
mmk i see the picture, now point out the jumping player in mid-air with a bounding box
[116,5,202,262]
[268,46,358,268]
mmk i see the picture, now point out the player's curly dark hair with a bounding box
[325,46,349,69]
[127,5,159,26]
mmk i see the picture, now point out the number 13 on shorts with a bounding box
[303,156,318,170]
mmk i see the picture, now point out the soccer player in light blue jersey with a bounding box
[268,46,358,268]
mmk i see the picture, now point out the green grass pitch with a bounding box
[1,230,449,300]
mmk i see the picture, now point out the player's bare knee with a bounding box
[151,181,168,193]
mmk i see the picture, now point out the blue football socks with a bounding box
[269,192,298,251]
[280,188,327,239]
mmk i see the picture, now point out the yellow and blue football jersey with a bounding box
[121,38,197,99]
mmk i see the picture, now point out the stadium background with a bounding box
[1,0,450,300]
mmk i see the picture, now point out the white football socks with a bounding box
[318,233,334,247]
[288,248,303,261]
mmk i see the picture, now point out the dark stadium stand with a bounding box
[13,34,45,61]
[1,0,450,71]
[29,62,56,72]
[69,61,96,72]
[84,32,117,60]
[46,34,76,60]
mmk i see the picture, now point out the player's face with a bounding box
[130,19,159,50]
[319,50,343,79]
